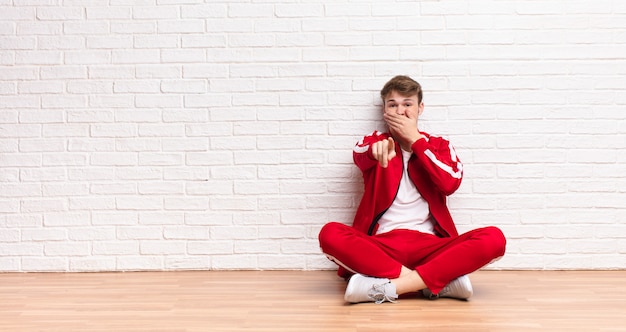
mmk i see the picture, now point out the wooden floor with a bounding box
[0,270,624,331]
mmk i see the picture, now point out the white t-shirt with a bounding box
[376,149,435,235]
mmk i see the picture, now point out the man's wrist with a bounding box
[411,133,423,144]
[409,134,424,148]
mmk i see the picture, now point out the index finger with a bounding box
[380,140,389,168]
[387,137,395,151]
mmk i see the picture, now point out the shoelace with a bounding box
[367,283,396,304]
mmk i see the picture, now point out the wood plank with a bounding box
[0,270,624,331]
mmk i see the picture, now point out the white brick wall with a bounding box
[1,0,625,272]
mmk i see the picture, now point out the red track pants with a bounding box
[318,222,506,294]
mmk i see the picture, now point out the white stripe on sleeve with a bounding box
[353,144,369,153]
[424,148,463,179]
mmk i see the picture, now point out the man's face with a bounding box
[383,90,423,118]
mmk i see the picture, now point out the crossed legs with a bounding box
[318,222,506,295]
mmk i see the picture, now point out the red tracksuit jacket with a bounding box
[351,130,463,238]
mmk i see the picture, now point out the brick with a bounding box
[302,18,348,32]
[212,254,256,270]
[161,49,206,63]
[92,241,139,257]
[180,35,226,49]
[210,197,257,211]
[138,152,183,166]
[140,212,184,225]
[275,4,323,18]
[140,241,186,255]
[21,257,67,272]
[259,255,306,270]
[70,258,116,272]
[86,36,133,50]
[234,181,279,195]
[85,7,130,20]
[110,21,157,34]
[132,6,178,19]
[42,95,87,108]
[186,180,233,195]
[325,4,370,17]
[69,196,116,210]
[42,212,89,227]
[306,255,335,270]
[17,81,62,94]
[164,197,209,211]
[182,64,228,79]
[281,210,328,225]
[260,166,307,180]
[88,65,133,79]
[112,50,160,64]
[38,36,84,50]
[44,242,89,257]
[137,124,184,137]
[20,168,66,181]
[280,240,320,254]
[258,226,305,239]
[36,7,83,21]
[0,228,19,242]
[211,226,257,240]
[115,196,162,210]
[0,153,41,167]
[114,167,161,181]
[42,123,89,137]
[181,4,227,19]
[90,152,138,166]
[138,182,184,195]
[162,168,206,182]
[136,95,182,108]
[116,256,163,271]
[228,4,274,18]
[116,226,162,240]
[187,241,233,255]
[5,214,41,228]
[185,212,232,226]
[252,47,300,62]
[0,36,36,50]
[0,82,16,95]
[0,96,39,109]
[165,257,210,270]
[0,20,13,34]
[234,240,280,254]
[160,80,207,94]
[65,50,111,64]
[64,21,109,35]
[114,111,161,124]
[254,18,300,33]
[90,182,135,195]
[42,180,87,196]
[158,20,204,34]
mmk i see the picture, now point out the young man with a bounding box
[318,75,506,304]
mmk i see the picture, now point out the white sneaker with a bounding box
[422,275,473,300]
[344,274,398,304]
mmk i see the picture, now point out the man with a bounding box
[318,75,506,304]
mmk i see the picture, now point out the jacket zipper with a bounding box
[367,148,404,235]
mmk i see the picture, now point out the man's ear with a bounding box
[417,102,425,116]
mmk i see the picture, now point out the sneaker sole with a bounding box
[344,274,365,303]
[450,275,473,300]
